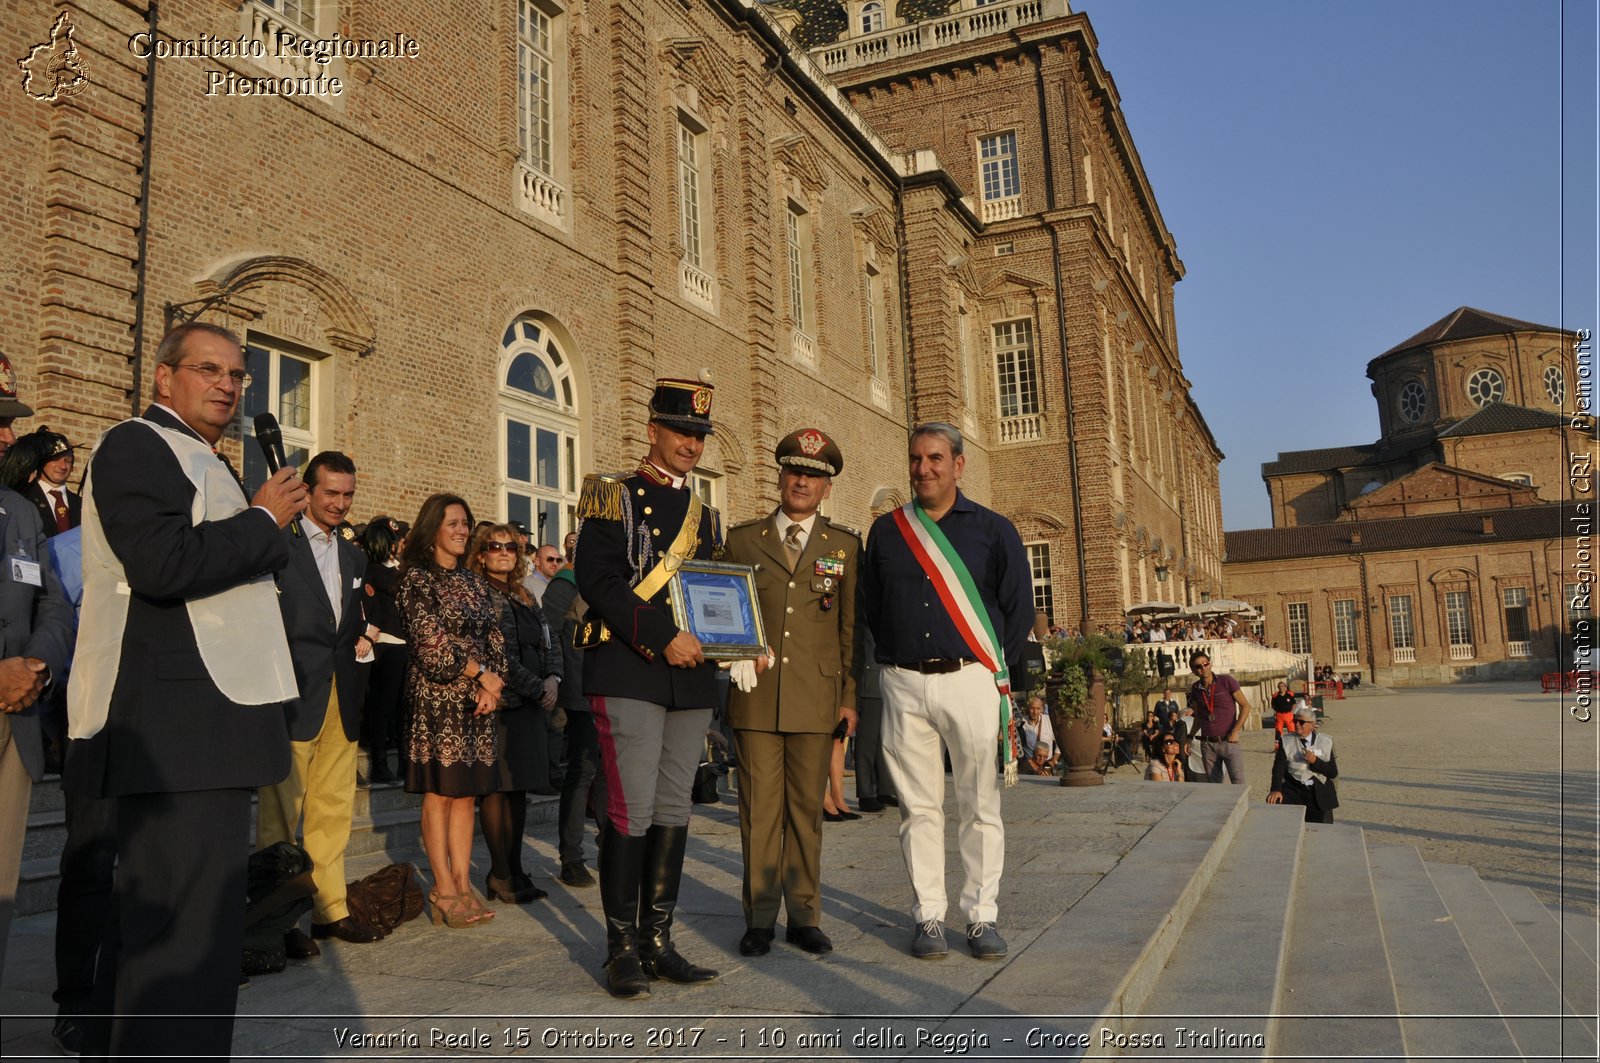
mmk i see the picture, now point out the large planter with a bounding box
[1050,675,1108,787]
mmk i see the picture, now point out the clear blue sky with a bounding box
[1078,0,1596,530]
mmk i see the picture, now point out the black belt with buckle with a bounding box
[896,658,977,674]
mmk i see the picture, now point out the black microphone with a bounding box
[253,412,300,536]
[254,412,288,474]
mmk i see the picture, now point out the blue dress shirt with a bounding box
[859,491,1034,676]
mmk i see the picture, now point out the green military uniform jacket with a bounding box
[722,511,860,731]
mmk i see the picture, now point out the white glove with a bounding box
[729,658,759,693]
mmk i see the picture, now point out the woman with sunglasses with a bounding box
[466,523,563,903]
[1145,734,1191,782]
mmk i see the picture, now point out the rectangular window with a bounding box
[978,131,1020,202]
[677,120,704,269]
[1026,543,1054,624]
[1445,590,1473,649]
[690,469,722,512]
[1568,583,1594,625]
[263,0,313,31]
[1286,602,1310,655]
[1389,595,1415,649]
[1502,587,1530,646]
[786,206,806,331]
[1332,598,1359,666]
[517,0,554,176]
[864,265,881,375]
[993,320,1040,418]
[241,340,316,496]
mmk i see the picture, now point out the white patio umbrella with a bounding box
[1126,601,1184,616]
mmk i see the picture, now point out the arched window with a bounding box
[861,1,885,32]
[500,315,580,546]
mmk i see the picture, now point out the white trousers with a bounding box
[880,662,1004,925]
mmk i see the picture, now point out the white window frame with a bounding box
[517,0,556,178]
[864,261,883,376]
[1465,367,1505,408]
[261,0,314,32]
[678,117,707,270]
[786,201,813,335]
[690,469,723,514]
[1286,601,1310,655]
[241,338,321,496]
[993,319,1040,418]
[1445,590,1474,655]
[1502,586,1531,648]
[1332,598,1359,665]
[499,317,580,546]
[978,131,1020,203]
[1389,594,1415,650]
[1025,542,1054,624]
[860,0,885,32]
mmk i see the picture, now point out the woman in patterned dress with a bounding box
[399,494,507,927]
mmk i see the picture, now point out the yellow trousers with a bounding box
[257,681,357,923]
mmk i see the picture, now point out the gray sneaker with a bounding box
[910,918,948,959]
[966,921,1008,959]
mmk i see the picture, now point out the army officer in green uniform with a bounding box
[722,428,860,957]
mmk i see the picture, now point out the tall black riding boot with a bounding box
[637,824,718,984]
[596,821,650,998]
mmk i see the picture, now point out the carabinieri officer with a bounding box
[574,378,723,998]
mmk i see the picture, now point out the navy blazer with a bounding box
[576,469,720,709]
[277,522,368,742]
[74,405,293,797]
[0,486,76,780]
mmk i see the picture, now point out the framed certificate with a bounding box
[666,560,767,660]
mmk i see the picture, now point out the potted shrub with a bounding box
[1038,633,1121,787]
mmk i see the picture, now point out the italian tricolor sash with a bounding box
[891,500,1018,786]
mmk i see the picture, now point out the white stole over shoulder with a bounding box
[68,418,298,739]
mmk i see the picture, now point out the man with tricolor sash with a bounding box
[859,422,1032,961]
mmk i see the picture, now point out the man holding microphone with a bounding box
[71,322,307,1058]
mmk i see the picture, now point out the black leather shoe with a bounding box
[879,795,900,807]
[823,810,846,823]
[739,927,775,956]
[785,925,833,954]
[640,946,719,984]
[857,797,885,813]
[605,952,651,998]
[311,916,383,944]
[283,927,320,959]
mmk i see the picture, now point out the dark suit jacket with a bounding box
[76,405,293,797]
[576,467,720,709]
[0,486,76,780]
[23,481,80,537]
[277,522,367,742]
[1270,734,1339,812]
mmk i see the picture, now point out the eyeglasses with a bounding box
[175,363,252,388]
[481,541,518,553]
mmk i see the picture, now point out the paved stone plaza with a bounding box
[1,680,1593,1060]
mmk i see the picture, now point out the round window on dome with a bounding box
[1466,368,1504,408]
[1398,380,1426,423]
[1544,365,1565,405]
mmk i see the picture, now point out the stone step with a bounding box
[1552,906,1599,965]
[1123,803,1305,1056]
[15,791,558,917]
[948,783,1250,1048]
[1367,844,1521,1060]
[1426,861,1593,1055]
[1484,879,1600,1031]
[20,779,420,864]
[1269,823,1404,1059]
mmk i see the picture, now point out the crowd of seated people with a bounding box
[1121,616,1267,647]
